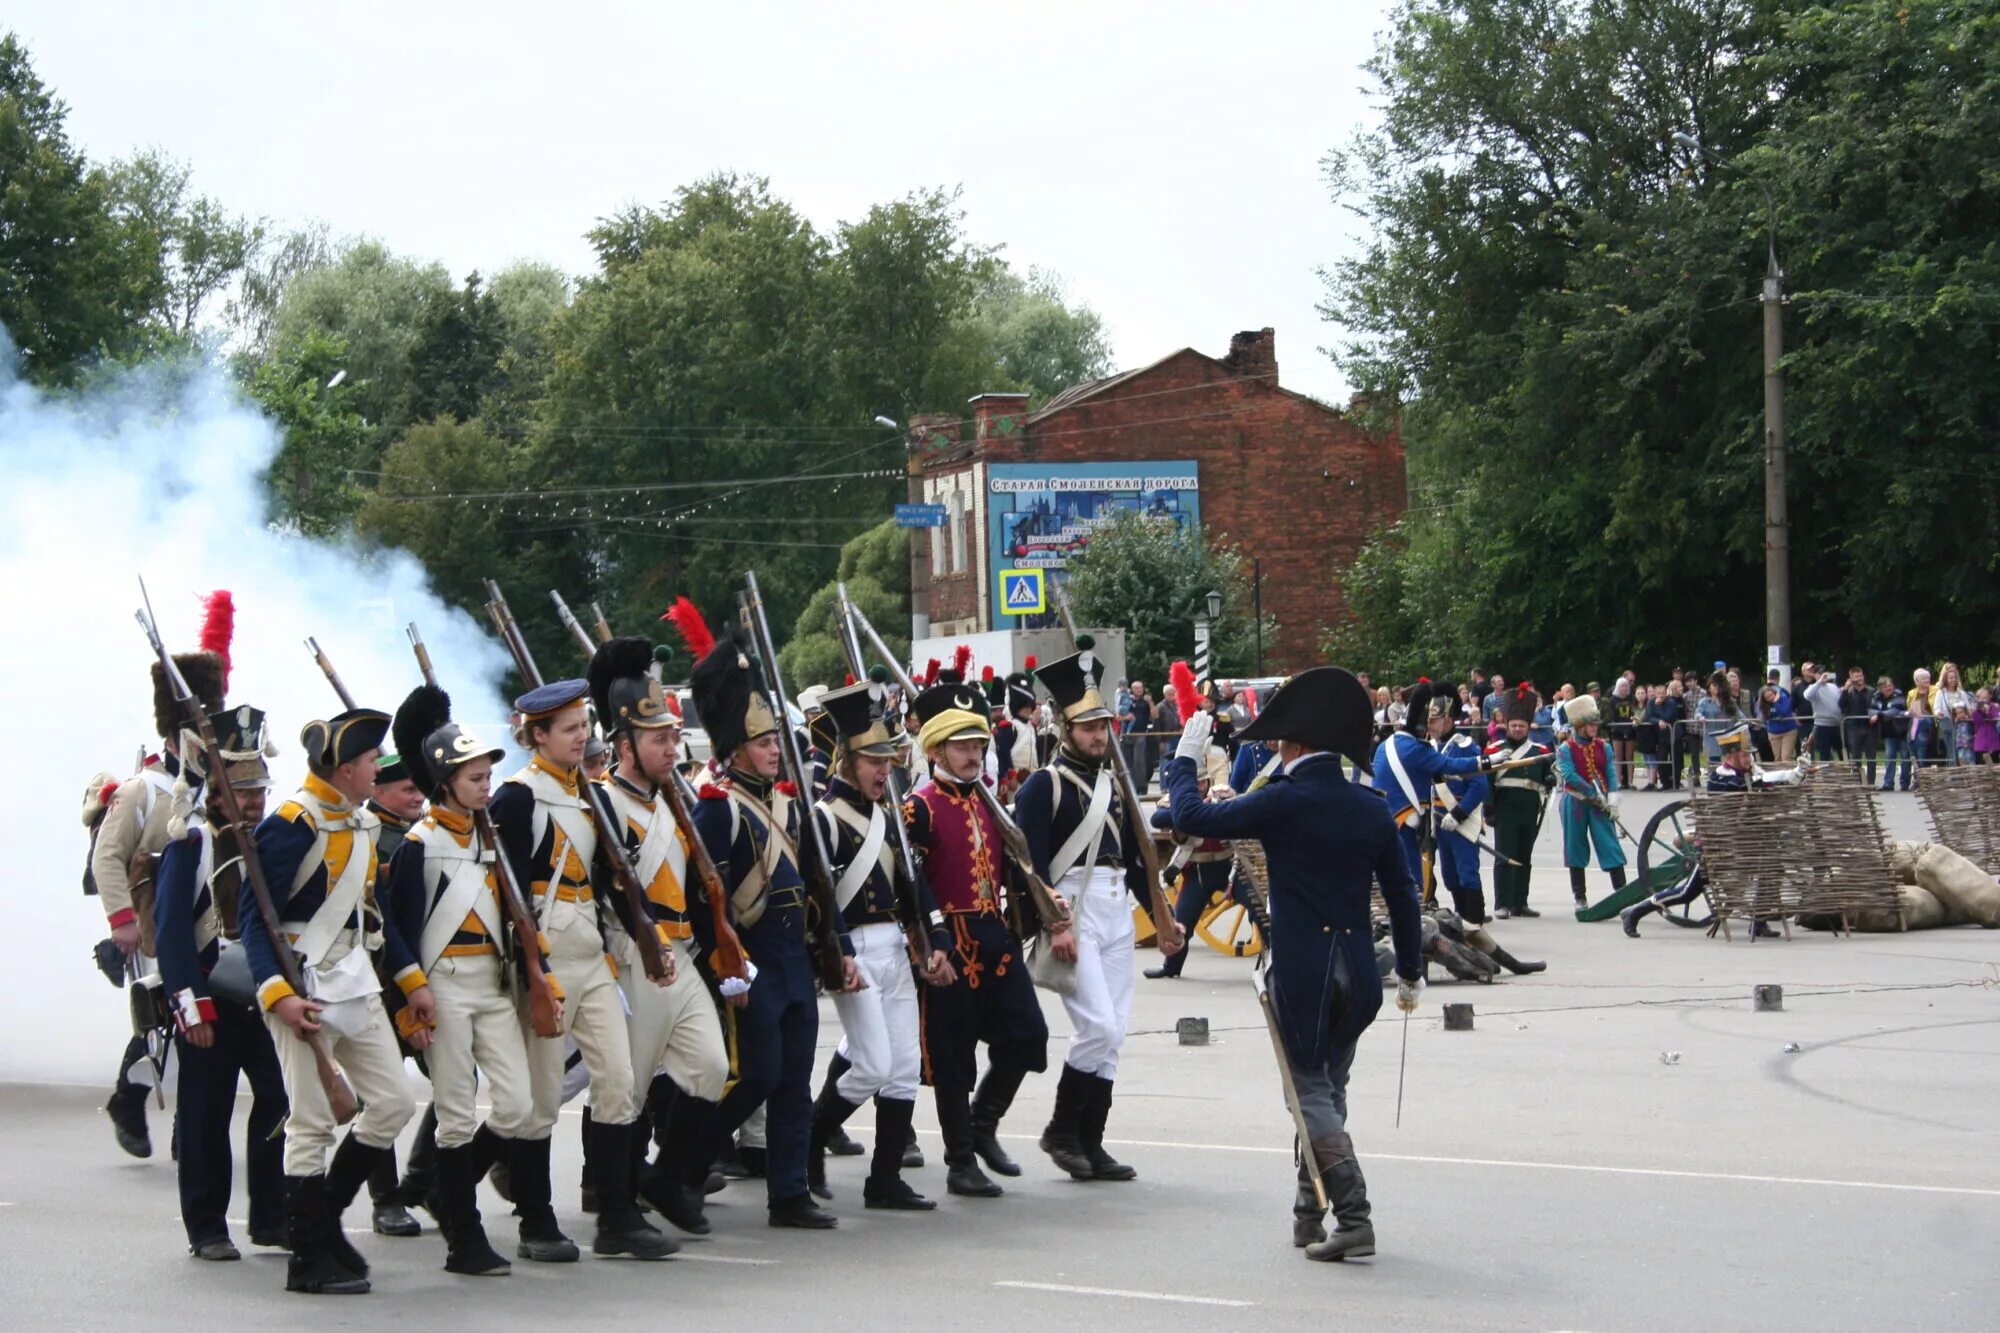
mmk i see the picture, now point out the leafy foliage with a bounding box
[1062,511,1273,683]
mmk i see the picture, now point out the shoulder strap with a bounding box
[1048,767,1113,883]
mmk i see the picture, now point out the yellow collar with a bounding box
[428,805,474,837]
[530,754,580,795]
[303,771,353,813]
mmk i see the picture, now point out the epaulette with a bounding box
[775,780,798,798]
[276,799,316,829]
[697,783,728,801]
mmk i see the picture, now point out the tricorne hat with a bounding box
[301,708,391,774]
[1237,666,1375,768]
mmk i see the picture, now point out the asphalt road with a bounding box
[4,790,1997,1330]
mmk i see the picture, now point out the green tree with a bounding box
[1062,511,1272,684]
[103,149,265,341]
[245,326,369,535]
[965,267,1114,403]
[778,520,912,688]
[1320,0,2000,681]
[0,33,160,381]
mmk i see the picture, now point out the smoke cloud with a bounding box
[0,330,514,1084]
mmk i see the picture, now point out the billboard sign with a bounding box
[986,461,1199,629]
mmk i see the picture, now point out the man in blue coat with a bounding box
[1164,667,1435,1264]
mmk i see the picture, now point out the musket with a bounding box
[1049,583,1180,949]
[740,575,850,991]
[840,592,1071,931]
[1231,846,1327,1212]
[588,602,614,645]
[403,623,565,1038]
[550,590,596,661]
[831,583,933,969]
[483,580,671,986]
[575,602,747,982]
[140,582,358,1124]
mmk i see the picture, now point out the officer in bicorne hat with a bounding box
[1017,637,1180,1183]
[1165,667,1424,1263]
[385,684,533,1276]
[243,705,421,1294]
[153,702,286,1262]
[806,675,956,1210]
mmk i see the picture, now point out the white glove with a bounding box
[1607,793,1622,813]
[1440,814,1460,835]
[1174,710,1213,764]
[718,959,759,998]
[1396,976,1421,1014]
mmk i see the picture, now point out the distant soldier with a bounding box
[1486,688,1555,919]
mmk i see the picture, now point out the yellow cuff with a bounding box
[546,972,566,1002]
[257,977,295,1012]
[605,953,620,981]
[655,922,674,948]
[395,965,428,998]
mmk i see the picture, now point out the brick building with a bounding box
[907,328,1405,671]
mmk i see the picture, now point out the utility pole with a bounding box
[1761,246,1790,669]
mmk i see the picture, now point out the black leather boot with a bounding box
[768,1193,838,1229]
[1303,1134,1375,1262]
[862,1096,935,1211]
[284,1174,369,1294]
[1079,1074,1136,1181]
[1039,1064,1094,1181]
[1570,867,1589,908]
[808,1081,863,1201]
[589,1119,677,1258]
[511,1136,580,1263]
[819,1053,865,1155]
[397,1102,440,1216]
[106,1073,152,1159]
[1621,900,1656,937]
[578,1104,598,1214]
[643,1095,714,1235]
[969,1062,1025,1177]
[369,1142,421,1237]
[437,1142,510,1276]
[322,1133,386,1278]
[937,1088,1002,1197]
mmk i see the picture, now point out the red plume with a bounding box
[922,659,940,687]
[1170,659,1198,709]
[199,590,235,689]
[843,672,856,687]
[981,665,995,683]
[662,596,714,661]
[952,644,973,678]
[1024,654,1037,671]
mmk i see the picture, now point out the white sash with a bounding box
[518,765,596,924]
[1382,732,1425,817]
[189,821,220,954]
[823,800,888,912]
[284,799,372,969]
[1434,735,1485,838]
[1048,766,1113,885]
[416,826,502,973]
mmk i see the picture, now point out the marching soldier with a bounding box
[1016,644,1180,1182]
[904,679,1052,1198]
[1166,669,1424,1263]
[806,678,956,1210]
[364,753,430,1239]
[242,706,422,1295]
[987,663,1041,802]
[799,682,833,797]
[490,676,676,1260]
[587,637,731,1237]
[385,685,533,1276]
[1486,689,1555,919]
[93,646,226,1158]
[1552,693,1629,909]
[685,620,863,1230]
[152,702,286,1261]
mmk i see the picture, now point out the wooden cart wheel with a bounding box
[1636,797,1710,928]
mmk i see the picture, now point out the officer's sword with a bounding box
[1232,852,1327,1212]
[1395,1005,1410,1128]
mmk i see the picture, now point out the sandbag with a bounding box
[1803,884,1950,933]
[1914,842,2000,926]
[1886,840,1923,885]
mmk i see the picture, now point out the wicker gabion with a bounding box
[1693,767,1901,930]
[1915,763,2000,876]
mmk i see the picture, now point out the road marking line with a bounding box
[991,1134,2000,1199]
[994,1280,1253,1307]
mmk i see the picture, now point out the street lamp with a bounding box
[1205,589,1223,622]
[1676,129,1790,669]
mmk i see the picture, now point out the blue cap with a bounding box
[514,678,589,719]
[1712,660,1727,670]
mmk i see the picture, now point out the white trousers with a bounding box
[264,990,416,1176]
[426,952,534,1147]
[522,906,635,1135]
[615,933,729,1103]
[830,923,921,1102]
[1057,865,1136,1078]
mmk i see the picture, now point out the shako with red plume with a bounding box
[662,596,715,662]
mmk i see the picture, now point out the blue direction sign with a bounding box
[894,503,948,528]
[998,568,1045,616]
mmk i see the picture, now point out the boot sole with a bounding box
[593,1238,680,1259]
[287,1278,371,1294]
[517,1242,581,1263]
[865,1196,938,1211]
[445,1258,513,1276]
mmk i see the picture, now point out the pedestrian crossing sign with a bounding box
[999,568,1045,615]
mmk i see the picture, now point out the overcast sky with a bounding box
[12,0,1391,406]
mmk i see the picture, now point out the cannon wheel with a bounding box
[1636,797,1709,928]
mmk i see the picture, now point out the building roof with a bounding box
[1028,343,1346,426]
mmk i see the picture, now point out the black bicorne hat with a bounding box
[1238,666,1375,768]
[301,708,392,774]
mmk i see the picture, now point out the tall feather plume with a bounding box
[921,658,940,687]
[393,684,452,796]
[952,644,973,679]
[199,590,235,690]
[662,596,715,662]
[1024,654,1037,671]
[1170,659,1198,712]
[981,665,995,683]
